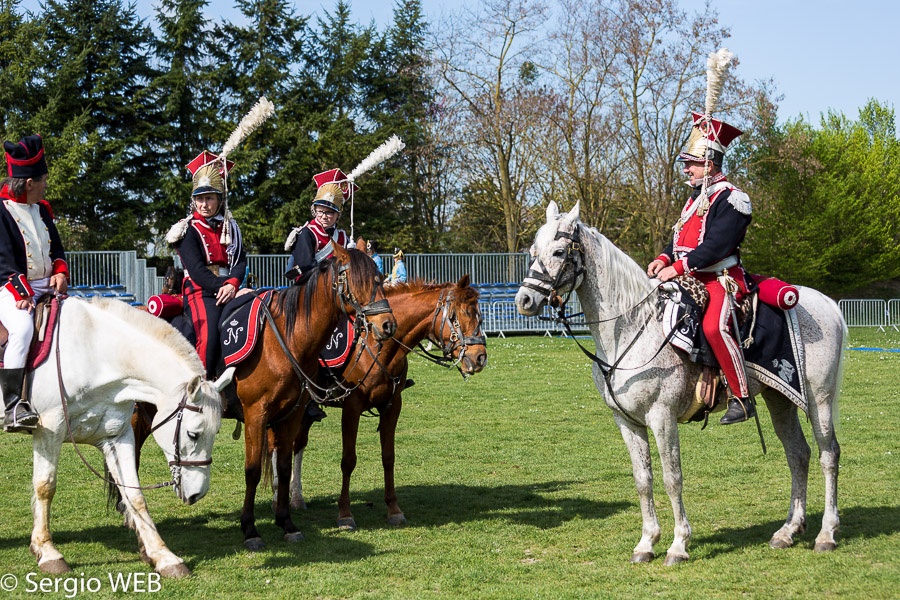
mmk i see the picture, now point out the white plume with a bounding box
[221,96,276,158]
[347,135,405,182]
[704,48,734,117]
[165,217,191,244]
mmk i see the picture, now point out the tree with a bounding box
[433,0,550,254]
[36,0,159,251]
[211,0,307,253]
[146,0,219,255]
[739,99,900,295]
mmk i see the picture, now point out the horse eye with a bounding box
[187,431,200,442]
[553,248,566,258]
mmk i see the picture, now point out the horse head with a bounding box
[332,244,396,341]
[432,274,488,375]
[516,200,585,316]
[150,374,223,505]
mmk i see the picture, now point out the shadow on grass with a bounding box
[693,504,900,557]
[0,479,630,570]
[302,479,631,532]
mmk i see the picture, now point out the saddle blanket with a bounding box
[661,281,807,412]
[218,290,356,369]
[219,291,273,366]
[0,296,60,370]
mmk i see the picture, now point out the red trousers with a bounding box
[694,270,750,398]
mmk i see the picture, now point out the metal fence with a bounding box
[66,250,900,334]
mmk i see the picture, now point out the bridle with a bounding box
[53,296,211,491]
[522,222,684,426]
[410,288,487,378]
[521,225,585,306]
[253,258,392,409]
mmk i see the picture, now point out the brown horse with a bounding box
[278,275,487,530]
[133,244,396,550]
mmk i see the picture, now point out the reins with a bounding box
[527,224,685,426]
[250,260,391,412]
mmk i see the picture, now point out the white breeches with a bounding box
[0,277,51,369]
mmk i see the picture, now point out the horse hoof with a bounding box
[244,537,266,551]
[387,513,407,527]
[284,531,305,543]
[337,517,357,531]
[158,563,191,579]
[291,497,307,511]
[814,541,837,552]
[40,559,72,574]
[663,553,688,566]
[630,552,654,564]
[769,537,793,549]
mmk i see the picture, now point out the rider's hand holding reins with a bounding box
[216,282,236,306]
[50,273,67,295]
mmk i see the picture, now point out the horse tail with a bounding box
[261,429,273,491]
[105,462,125,517]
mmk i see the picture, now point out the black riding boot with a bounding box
[2,368,38,433]
[719,396,756,425]
[304,401,327,423]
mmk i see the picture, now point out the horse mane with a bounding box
[274,248,380,339]
[86,297,205,375]
[579,224,657,323]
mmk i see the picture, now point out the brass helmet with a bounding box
[311,168,358,213]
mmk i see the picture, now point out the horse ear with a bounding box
[213,366,235,392]
[562,201,580,227]
[546,201,559,222]
[187,375,202,398]
[457,274,470,288]
[356,237,366,252]
[332,243,350,261]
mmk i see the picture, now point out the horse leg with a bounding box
[272,414,304,542]
[379,395,406,527]
[337,405,362,530]
[616,417,661,563]
[289,417,313,511]
[763,390,810,549]
[805,390,841,551]
[648,415,691,565]
[100,439,190,578]
[29,431,70,574]
[241,412,267,550]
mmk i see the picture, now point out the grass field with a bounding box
[0,329,898,599]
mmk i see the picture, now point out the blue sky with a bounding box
[19,0,898,125]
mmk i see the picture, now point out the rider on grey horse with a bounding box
[646,113,756,425]
[0,134,69,433]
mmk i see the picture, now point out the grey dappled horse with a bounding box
[515,201,845,565]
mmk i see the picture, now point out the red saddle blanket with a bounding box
[0,296,61,370]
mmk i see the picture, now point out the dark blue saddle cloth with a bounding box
[663,285,807,412]
[217,290,356,370]
[218,290,272,367]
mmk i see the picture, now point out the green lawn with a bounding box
[0,330,897,599]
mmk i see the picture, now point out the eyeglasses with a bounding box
[314,209,337,217]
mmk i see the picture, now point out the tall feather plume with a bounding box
[347,135,406,182]
[221,96,276,158]
[704,48,734,117]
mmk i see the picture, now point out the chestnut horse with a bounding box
[277,275,487,529]
[133,244,395,550]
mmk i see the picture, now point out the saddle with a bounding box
[660,274,807,423]
[0,295,60,370]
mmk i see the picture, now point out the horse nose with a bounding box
[475,351,487,370]
[516,292,532,313]
[185,492,203,506]
[381,318,396,338]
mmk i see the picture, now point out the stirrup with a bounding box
[719,397,755,425]
[4,403,39,432]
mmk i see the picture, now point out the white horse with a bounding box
[515,201,845,565]
[2,297,229,578]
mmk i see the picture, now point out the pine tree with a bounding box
[146,0,219,253]
[211,0,308,252]
[36,0,159,251]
